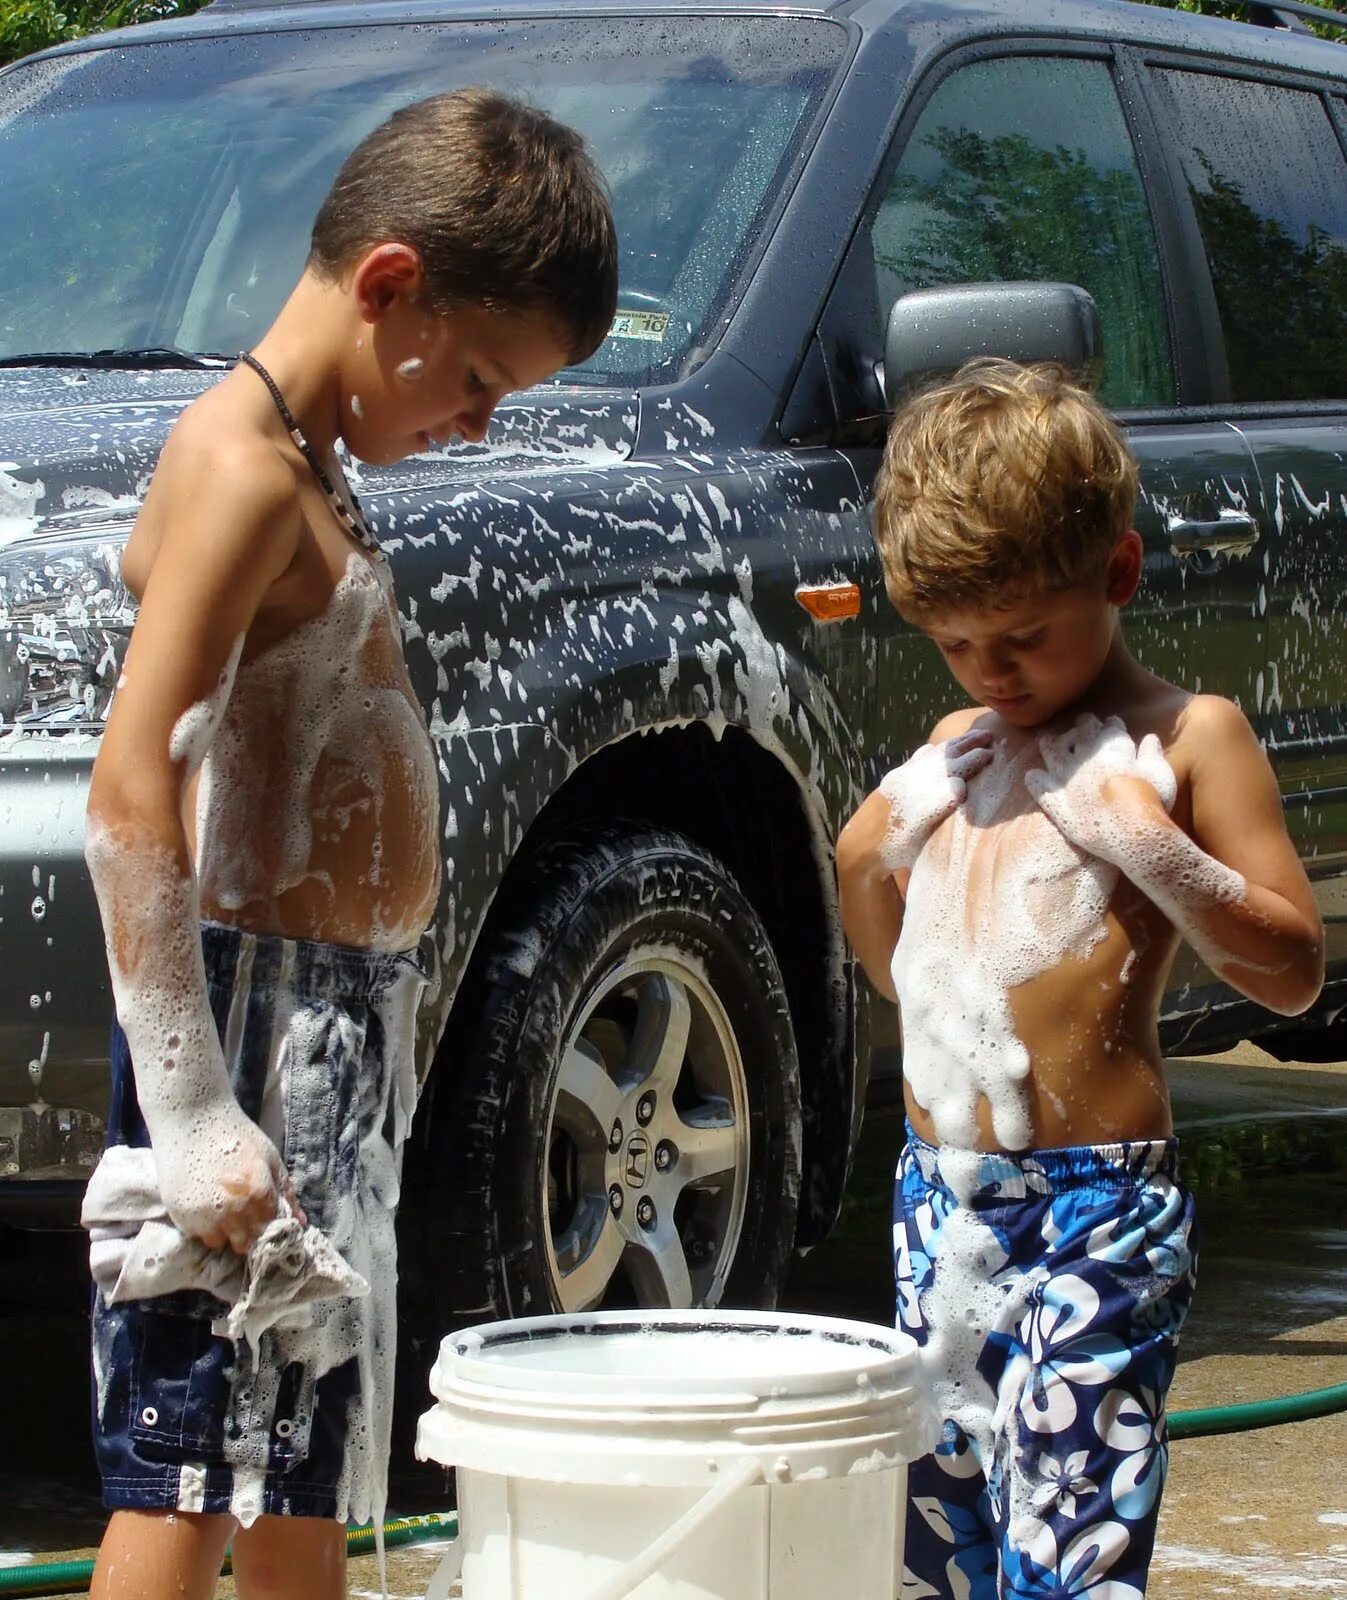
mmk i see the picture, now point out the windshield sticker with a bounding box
[610,310,670,342]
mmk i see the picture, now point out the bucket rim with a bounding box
[434,1308,924,1400]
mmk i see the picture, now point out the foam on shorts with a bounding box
[86,816,418,1528]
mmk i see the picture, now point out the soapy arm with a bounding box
[838,726,993,1001]
[86,426,303,1252]
[1026,707,1323,1015]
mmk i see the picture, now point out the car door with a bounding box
[1139,59,1347,985]
[808,42,1269,1038]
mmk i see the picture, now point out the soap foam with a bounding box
[168,636,243,774]
[891,714,1205,1561]
[892,728,1118,1150]
[84,825,421,1527]
[472,1327,882,1381]
[194,552,439,951]
[86,545,436,1532]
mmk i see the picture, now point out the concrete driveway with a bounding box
[2,1043,1342,1598]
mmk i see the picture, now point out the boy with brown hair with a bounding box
[80,87,616,1600]
[837,359,1322,1599]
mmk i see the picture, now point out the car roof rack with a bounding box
[202,0,641,7]
[1242,1,1347,33]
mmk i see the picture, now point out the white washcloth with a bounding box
[82,1144,369,1348]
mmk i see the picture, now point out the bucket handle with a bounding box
[580,1455,764,1600]
[425,1457,761,1600]
[425,1529,464,1600]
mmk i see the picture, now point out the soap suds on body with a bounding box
[194,553,439,952]
[85,544,436,1535]
[889,712,1239,1569]
[892,728,1120,1151]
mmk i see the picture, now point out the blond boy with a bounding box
[837,360,1322,1598]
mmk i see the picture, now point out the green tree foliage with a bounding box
[0,0,207,67]
[1134,0,1347,42]
[880,127,1173,408]
[1189,160,1347,400]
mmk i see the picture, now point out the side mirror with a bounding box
[882,282,1103,409]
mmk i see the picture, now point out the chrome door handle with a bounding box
[1167,509,1261,556]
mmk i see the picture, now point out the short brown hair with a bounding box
[873,359,1138,620]
[310,88,618,364]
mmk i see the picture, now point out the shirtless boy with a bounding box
[80,88,616,1600]
[837,360,1323,1599]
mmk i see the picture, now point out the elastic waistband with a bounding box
[201,920,426,1003]
[905,1127,1179,1205]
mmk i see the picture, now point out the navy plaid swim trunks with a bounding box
[89,920,424,1525]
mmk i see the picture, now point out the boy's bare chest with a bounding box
[243,505,388,661]
[914,739,1117,962]
[232,550,415,724]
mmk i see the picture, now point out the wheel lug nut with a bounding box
[636,1197,656,1230]
[609,1185,624,1217]
[608,1119,623,1154]
[654,1140,677,1172]
[636,1092,656,1126]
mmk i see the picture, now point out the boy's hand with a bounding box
[157,1110,303,1255]
[878,728,994,870]
[1025,713,1177,865]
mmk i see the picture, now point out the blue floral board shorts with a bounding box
[90,921,424,1526]
[895,1131,1198,1600]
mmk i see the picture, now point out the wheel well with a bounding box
[471,721,854,1251]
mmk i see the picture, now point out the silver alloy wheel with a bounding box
[543,947,750,1312]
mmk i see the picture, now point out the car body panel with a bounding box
[1235,415,1347,972]
[2,0,1346,1238]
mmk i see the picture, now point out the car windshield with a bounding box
[0,15,845,386]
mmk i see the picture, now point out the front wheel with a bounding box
[406,823,802,1326]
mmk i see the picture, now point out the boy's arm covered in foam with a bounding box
[86,425,301,1252]
[837,717,991,1001]
[1027,703,1323,1015]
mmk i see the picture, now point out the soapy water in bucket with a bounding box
[475,1320,897,1380]
[417,1309,937,1600]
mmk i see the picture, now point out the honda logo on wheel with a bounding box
[624,1132,651,1189]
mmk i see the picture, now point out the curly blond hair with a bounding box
[873,359,1138,621]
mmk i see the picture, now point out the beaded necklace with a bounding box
[237,351,382,557]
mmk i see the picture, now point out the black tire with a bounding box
[1257,1012,1347,1064]
[402,821,802,1334]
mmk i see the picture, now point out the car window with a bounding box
[1150,69,1347,404]
[869,54,1173,410]
[0,17,846,386]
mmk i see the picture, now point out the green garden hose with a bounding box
[0,1512,458,1598]
[1167,1378,1347,1439]
[5,1383,1347,1598]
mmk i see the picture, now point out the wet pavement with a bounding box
[0,1042,1343,1596]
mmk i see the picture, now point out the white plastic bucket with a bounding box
[415,1308,936,1600]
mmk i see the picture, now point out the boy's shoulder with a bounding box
[1111,677,1253,751]
[126,379,305,591]
[1105,682,1267,811]
[1083,673,1256,770]
[1163,689,1263,777]
[158,379,297,503]
[927,706,986,744]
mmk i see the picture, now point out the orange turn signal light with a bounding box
[795,581,861,622]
